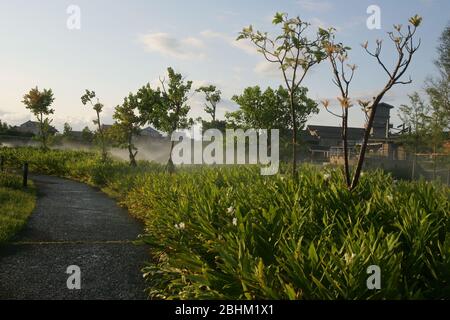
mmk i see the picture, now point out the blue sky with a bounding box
[0,0,448,131]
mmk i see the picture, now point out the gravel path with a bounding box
[0,175,149,300]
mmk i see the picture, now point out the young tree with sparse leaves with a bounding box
[81,90,108,161]
[237,12,332,174]
[322,16,422,190]
[320,36,356,187]
[22,86,55,150]
[196,85,221,122]
[352,15,422,190]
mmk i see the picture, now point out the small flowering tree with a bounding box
[321,15,422,190]
[321,39,354,187]
[237,12,332,175]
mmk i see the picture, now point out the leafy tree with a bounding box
[155,67,193,171]
[237,12,332,174]
[81,126,94,144]
[0,120,9,134]
[398,92,430,179]
[81,90,107,161]
[135,83,163,130]
[22,86,55,150]
[227,85,317,160]
[63,122,73,138]
[110,93,142,167]
[427,109,447,180]
[227,85,317,134]
[426,23,450,130]
[196,85,221,122]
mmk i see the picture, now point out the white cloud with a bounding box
[0,110,30,126]
[139,32,206,60]
[183,37,205,48]
[297,0,333,12]
[254,61,280,77]
[200,30,257,55]
[310,17,329,29]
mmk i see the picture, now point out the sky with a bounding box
[0,0,448,131]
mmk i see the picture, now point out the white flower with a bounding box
[175,222,186,230]
[344,252,356,264]
[360,172,365,177]
[227,207,235,214]
[232,218,238,226]
[323,173,331,181]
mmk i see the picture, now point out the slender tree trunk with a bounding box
[96,111,107,162]
[290,92,297,176]
[38,113,48,151]
[412,145,417,180]
[128,132,137,167]
[351,96,384,190]
[167,105,181,174]
[342,108,351,188]
[433,143,437,180]
[167,139,175,173]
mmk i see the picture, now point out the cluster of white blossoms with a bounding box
[344,252,357,265]
[174,222,186,230]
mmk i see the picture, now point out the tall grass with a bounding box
[0,172,36,243]
[1,147,449,299]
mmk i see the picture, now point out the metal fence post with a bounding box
[23,162,28,187]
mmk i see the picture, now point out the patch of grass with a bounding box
[1,146,449,299]
[0,173,36,243]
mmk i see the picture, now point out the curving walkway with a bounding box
[0,175,148,300]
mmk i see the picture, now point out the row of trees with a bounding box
[237,13,423,189]
[20,79,319,168]
[19,12,427,190]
